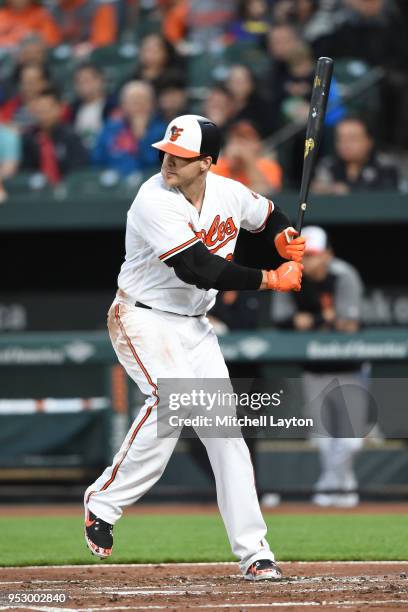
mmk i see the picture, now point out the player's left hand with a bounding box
[274,227,306,263]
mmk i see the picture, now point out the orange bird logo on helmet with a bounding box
[169,126,184,142]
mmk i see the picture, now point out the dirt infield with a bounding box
[1,562,408,611]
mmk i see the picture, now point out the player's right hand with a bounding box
[274,227,306,263]
[265,261,303,292]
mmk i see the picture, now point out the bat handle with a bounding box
[296,202,307,234]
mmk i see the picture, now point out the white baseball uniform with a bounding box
[86,170,276,574]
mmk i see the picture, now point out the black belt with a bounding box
[135,301,202,318]
[135,301,152,311]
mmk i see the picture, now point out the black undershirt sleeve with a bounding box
[165,241,262,291]
[262,205,292,246]
[234,205,292,270]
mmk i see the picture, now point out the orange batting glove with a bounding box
[265,261,303,292]
[274,227,306,263]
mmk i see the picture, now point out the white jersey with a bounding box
[118,171,274,316]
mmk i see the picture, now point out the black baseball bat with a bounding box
[296,56,334,234]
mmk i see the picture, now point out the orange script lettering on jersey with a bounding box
[190,215,238,254]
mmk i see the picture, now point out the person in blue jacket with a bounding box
[92,81,166,177]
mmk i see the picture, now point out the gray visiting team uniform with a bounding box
[272,258,367,502]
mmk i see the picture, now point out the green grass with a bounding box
[2,513,407,566]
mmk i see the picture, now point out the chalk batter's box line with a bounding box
[3,560,407,570]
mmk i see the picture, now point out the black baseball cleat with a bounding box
[84,510,113,559]
[244,559,283,581]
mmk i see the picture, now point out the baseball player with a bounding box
[272,226,366,508]
[84,115,305,581]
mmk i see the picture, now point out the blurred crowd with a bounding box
[0,0,407,200]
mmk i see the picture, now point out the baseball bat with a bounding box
[296,56,334,234]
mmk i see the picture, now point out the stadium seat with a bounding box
[90,44,138,94]
[134,11,162,40]
[187,42,270,93]
[64,169,118,197]
[3,172,54,194]
[48,44,139,98]
[187,53,219,89]
[63,169,155,198]
[48,45,76,99]
[334,58,381,119]
[0,48,15,94]
[223,41,270,78]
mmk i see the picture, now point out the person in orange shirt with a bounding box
[161,0,188,46]
[48,0,117,49]
[0,0,61,48]
[211,121,282,194]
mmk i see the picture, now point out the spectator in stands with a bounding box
[15,33,48,73]
[211,121,282,193]
[228,0,271,49]
[46,0,118,51]
[209,290,261,334]
[273,39,345,188]
[0,64,51,129]
[0,123,21,203]
[312,117,400,194]
[22,88,87,184]
[157,76,188,122]
[272,0,297,23]
[0,0,61,49]
[202,85,235,145]
[313,0,408,146]
[280,43,314,124]
[268,22,300,63]
[225,65,276,137]
[271,225,367,507]
[0,34,47,109]
[313,0,408,71]
[294,0,343,43]
[293,0,319,28]
[277,41,317,187]
[396,0,408,25]
[129,33,184,94]
[272,0,319,32]
[92,81,165,177]
[162,0,188,46]
[187,0,236,50]
[70,63,117,150]
[267,23,304,115]
[130,1,235,53]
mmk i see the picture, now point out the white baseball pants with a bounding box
[86,293,274,574]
